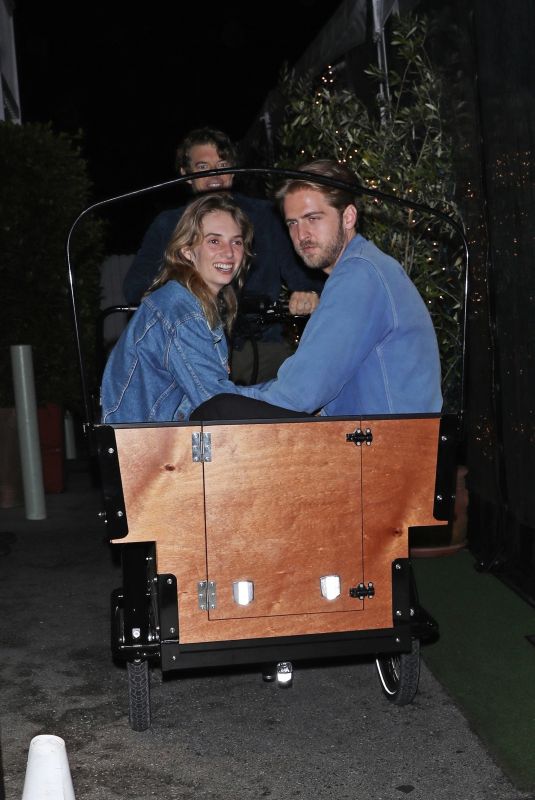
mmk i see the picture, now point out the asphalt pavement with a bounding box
[0,460,532,800]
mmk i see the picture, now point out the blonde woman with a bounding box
[101,193,253,422]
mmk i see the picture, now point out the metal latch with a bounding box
[192,432,212,462]
[197,580,217,610]
[349,582,375,599]
[346,428,373,446]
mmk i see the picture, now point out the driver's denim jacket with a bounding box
[100,281,238,423]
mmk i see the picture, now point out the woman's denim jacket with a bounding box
[100,281,238,423]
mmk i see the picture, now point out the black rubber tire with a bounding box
[127,659,151,731]
[375,638,421,705]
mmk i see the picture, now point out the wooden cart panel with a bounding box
[111,416,445,644]
[203,421,363,620]
[113,426,207,630]
[361,417,444,602]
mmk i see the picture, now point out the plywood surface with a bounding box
[112,426,207,626]
[360,416,445,608]
[203,421,364,621]
[110,417,443,644]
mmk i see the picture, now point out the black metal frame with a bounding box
[66,167,467,686]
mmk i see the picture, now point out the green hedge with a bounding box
[0,122,105,414]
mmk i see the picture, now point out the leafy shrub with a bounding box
[0,122,105,414]
[274,13,465,409]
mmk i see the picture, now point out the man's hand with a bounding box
[288,291,319,316]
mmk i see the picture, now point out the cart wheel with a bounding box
[375,638,420,705]
[127,659,151,731]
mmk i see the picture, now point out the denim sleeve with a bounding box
[168,315,239,409]
[123,213,177,304]
[236,261,388,412]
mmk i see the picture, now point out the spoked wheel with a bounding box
[127,659,151,731]
[375,638,421,706]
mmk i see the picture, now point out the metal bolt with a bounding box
[132,628,141,639]
[117,510,124,518]
[395,637,401,643]
[172,655,177,661]
[108,447,115,454]
[395,563,402,571]
[436,494,443,501]
[167,577,173,585]
[441,435,448,442]
[410,608,415,617]
[395,609,402,617]
[169,627,176,635]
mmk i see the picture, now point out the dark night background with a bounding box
[13,1,341,251]
[11,0,535,605]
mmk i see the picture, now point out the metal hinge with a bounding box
[349,582,375,599]
[197,580,217,610]
[346,427,373,446]
[192,432,212,462]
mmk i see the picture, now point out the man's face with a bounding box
[183,143,234,193]
[283,188,355,273]
[182,210,244,297]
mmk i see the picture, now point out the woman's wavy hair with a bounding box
[148,193,253,333]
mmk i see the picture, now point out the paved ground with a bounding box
[0,461,532,800]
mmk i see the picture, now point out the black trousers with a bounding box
[190,393,312,421]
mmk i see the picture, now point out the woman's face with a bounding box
[183,210,245,296]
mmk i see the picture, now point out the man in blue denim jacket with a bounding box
[194,160,442,419]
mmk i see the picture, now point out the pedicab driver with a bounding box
[191,159,442,420]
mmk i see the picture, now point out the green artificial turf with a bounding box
[413,549,535,790]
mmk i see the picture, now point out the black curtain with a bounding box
[444,0,535,600]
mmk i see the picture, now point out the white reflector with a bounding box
[232,580,254,605]
[320,574,341,600]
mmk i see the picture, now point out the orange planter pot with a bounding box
[37,403,65,494]
[0,408,23,508]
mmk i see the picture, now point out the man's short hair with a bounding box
[175,127,238,173]
[275,159,357,214]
